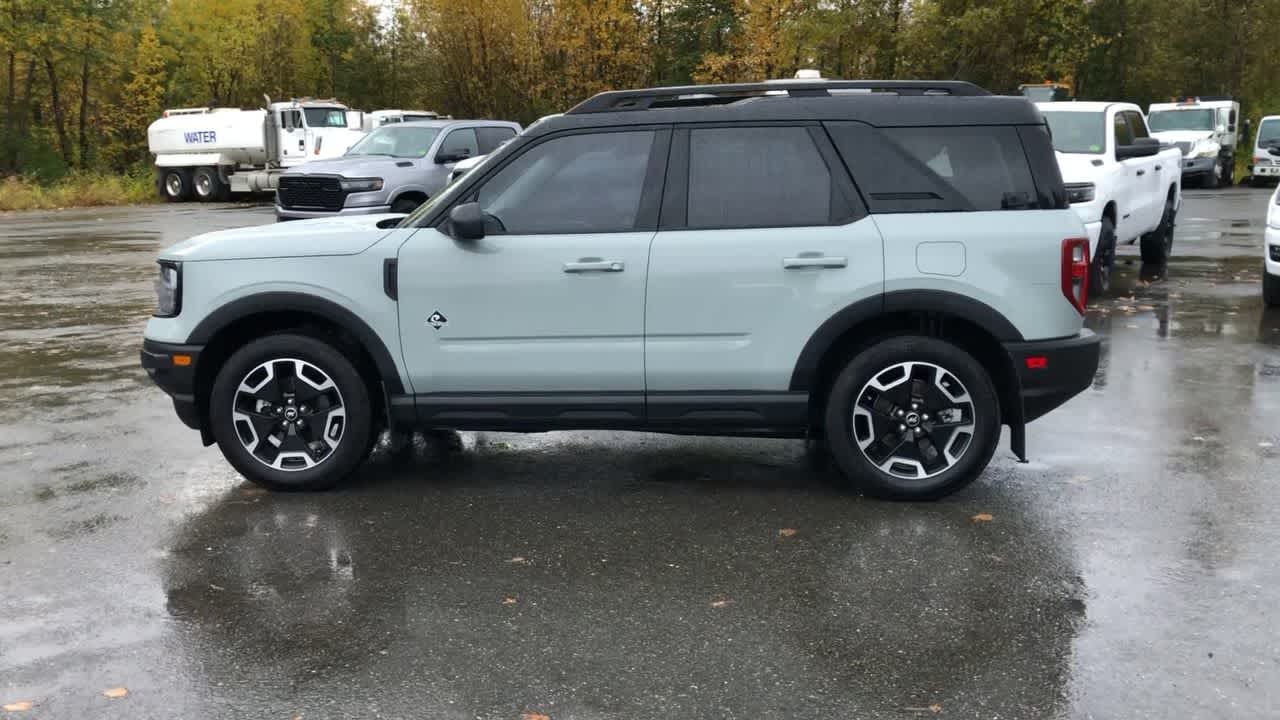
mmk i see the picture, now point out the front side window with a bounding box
[303,107,348,128]
[1041,111,1105,154]
[1258,119,1280,145]
[1113,112,1134,147]
[1148,109,1215,132]
[345,126,440,158]
[475,130,655,234]
[1124,111,1150,139]
[687,126,833,229]
[438,129,480,161]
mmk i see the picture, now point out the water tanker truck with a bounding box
[147,97,367,202]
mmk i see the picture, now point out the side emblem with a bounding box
[427,311,448,330]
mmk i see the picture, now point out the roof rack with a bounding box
[567,80,991,114]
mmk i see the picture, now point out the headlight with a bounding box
[339,177,383,192]
[1064,182,1095,204]
[1191,141,1220,158]
[154,261,181,318]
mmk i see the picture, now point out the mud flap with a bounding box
[1002,352,1029,463]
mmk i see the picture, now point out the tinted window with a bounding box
[1042,111,1105,154]
[1124,111,1150,139]
[828,123,1039,212]
[1113,113,1133,147]
[1258,119,1280,144]
[476,130,655,234]
[477,126,517,154]
[303,108,347,128]
[438,128,480,161]
[346,126,439,158]
[1017,125,1069,210]
[687,126,833,228]
[1148,109,1215,131]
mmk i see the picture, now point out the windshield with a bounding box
[1042,111,1105,154]
[1258,119,1280,145]
[1148,109,1214,132]
[346,126,440,158]
[303,107,348,128]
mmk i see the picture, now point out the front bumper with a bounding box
[1004,330,1101,423]
[141,339,204,431]
[1254,162,1280,177]
[1181,156,1217,177]
[275,203,392,221]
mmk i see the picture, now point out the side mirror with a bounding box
[449,202,485,240]
[1228,123,1236,132]
[1116,137,1161,160]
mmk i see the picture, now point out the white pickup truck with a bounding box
[1038,102,1183,293]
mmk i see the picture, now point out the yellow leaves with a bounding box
[521,713,551,720]
[102,687,129,699]
[778,528,797,538]
[970,512,994,523]
[501,596,519,605]
[3,700,34,712]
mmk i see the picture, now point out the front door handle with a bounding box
[563,258,625,273]
[783,255,848,269]
[1136,169,1146,176]
[1155,165,1162,171]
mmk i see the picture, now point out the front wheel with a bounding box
[209,334,374,491]
[823,336,1001,501]
[1089,217,1116,297]
[1265,268,1280,307]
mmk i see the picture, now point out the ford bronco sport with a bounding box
[141,79,1101,500]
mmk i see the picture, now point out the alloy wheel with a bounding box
[165,174,183,198]
[231,358,346,471]
[852,361,976,480]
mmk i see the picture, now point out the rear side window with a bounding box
[827,123,1040,212]
[477,126,517,154]
[686,126,835,229]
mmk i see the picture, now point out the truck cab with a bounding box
[1250,115,1280,186]
[1038,101,1182,291]
[1148,97,1240,188]
[268,99,366,168]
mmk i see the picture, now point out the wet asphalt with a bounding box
[1,190,1278,719]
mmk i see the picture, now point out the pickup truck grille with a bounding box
[1173,141,1193,157]
[277,176,347,211]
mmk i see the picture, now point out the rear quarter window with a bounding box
[826,123,1044,213]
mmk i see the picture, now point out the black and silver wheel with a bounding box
[209,334,374,491]
[1089,217,1116,297]
[160,168,192,202]
[1141,197,1176,264]
[824,337,1000,500]
[192,166,226,202]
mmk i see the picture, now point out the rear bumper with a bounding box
[141,339,204,430]
[1004,330,1100,422]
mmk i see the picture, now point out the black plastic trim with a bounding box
[383,258,398,300]
[788,291,1024,391]
[1004,330,1100,422]
[647,391,808,428]
[185,292,405,394]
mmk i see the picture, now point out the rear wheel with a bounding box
[192,166,226,203]
[1141,197,1176,264]
[1265,268,1280,307]
[1089,217,1116,297]
[209,334,374,491]
[823,336,1001,501]
[1221,156,1235,187]
[160,168,192,202]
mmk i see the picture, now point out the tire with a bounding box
[390,196,422,214]
[209,333,375,491]
[1205,164,1220,189]
[1222,156,1235,187]
[823,336,1001,501]
[1089,217,1116,297]
[192,166,224,203]
[160,168,192,202]
[1141,197,1176,264]
[1265,268,1280,307]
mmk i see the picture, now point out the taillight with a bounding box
[1061,238,1089,314]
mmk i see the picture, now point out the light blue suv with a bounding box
[275,119,520,220]
[142,79,1100,500]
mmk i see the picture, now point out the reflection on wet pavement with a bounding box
[1,192,1278,718]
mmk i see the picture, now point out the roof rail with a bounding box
[567,80,991,114]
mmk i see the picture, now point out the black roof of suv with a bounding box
[526,80,1045,136]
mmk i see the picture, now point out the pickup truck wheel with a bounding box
[823,336,1001,501]
[160,168,192,202]
[1265,269,1280,307]
[209,333,374,491]
[390,197,422,214]
[1089,218,1116,296]
[1141,200,1176,264]
[1205,165,1220,189]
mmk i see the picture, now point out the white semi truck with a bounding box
[1147,97,1241,188]
[147,97,367,202]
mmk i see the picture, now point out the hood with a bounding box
[283,155,420,178]
[1149,129,1214,144]
[1053,151,1108,184]
[160,213,407,262]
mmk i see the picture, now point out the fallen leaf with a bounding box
[521,713,551,720]
[2,701,33,712]
[709,598,735,608]
[501,596,518,605]
[778,528,797,538]
[904,704,943,714]
[239,486,266,496]
[970,512,993,523]
[508,556,529,564]
[1193,436,1206,442]
[102,687,128,699]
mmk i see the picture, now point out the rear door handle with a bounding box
[783,255,847,269]
[1136,169,1146,176]
[1155,165,1162,171]
[563,258,625,273]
